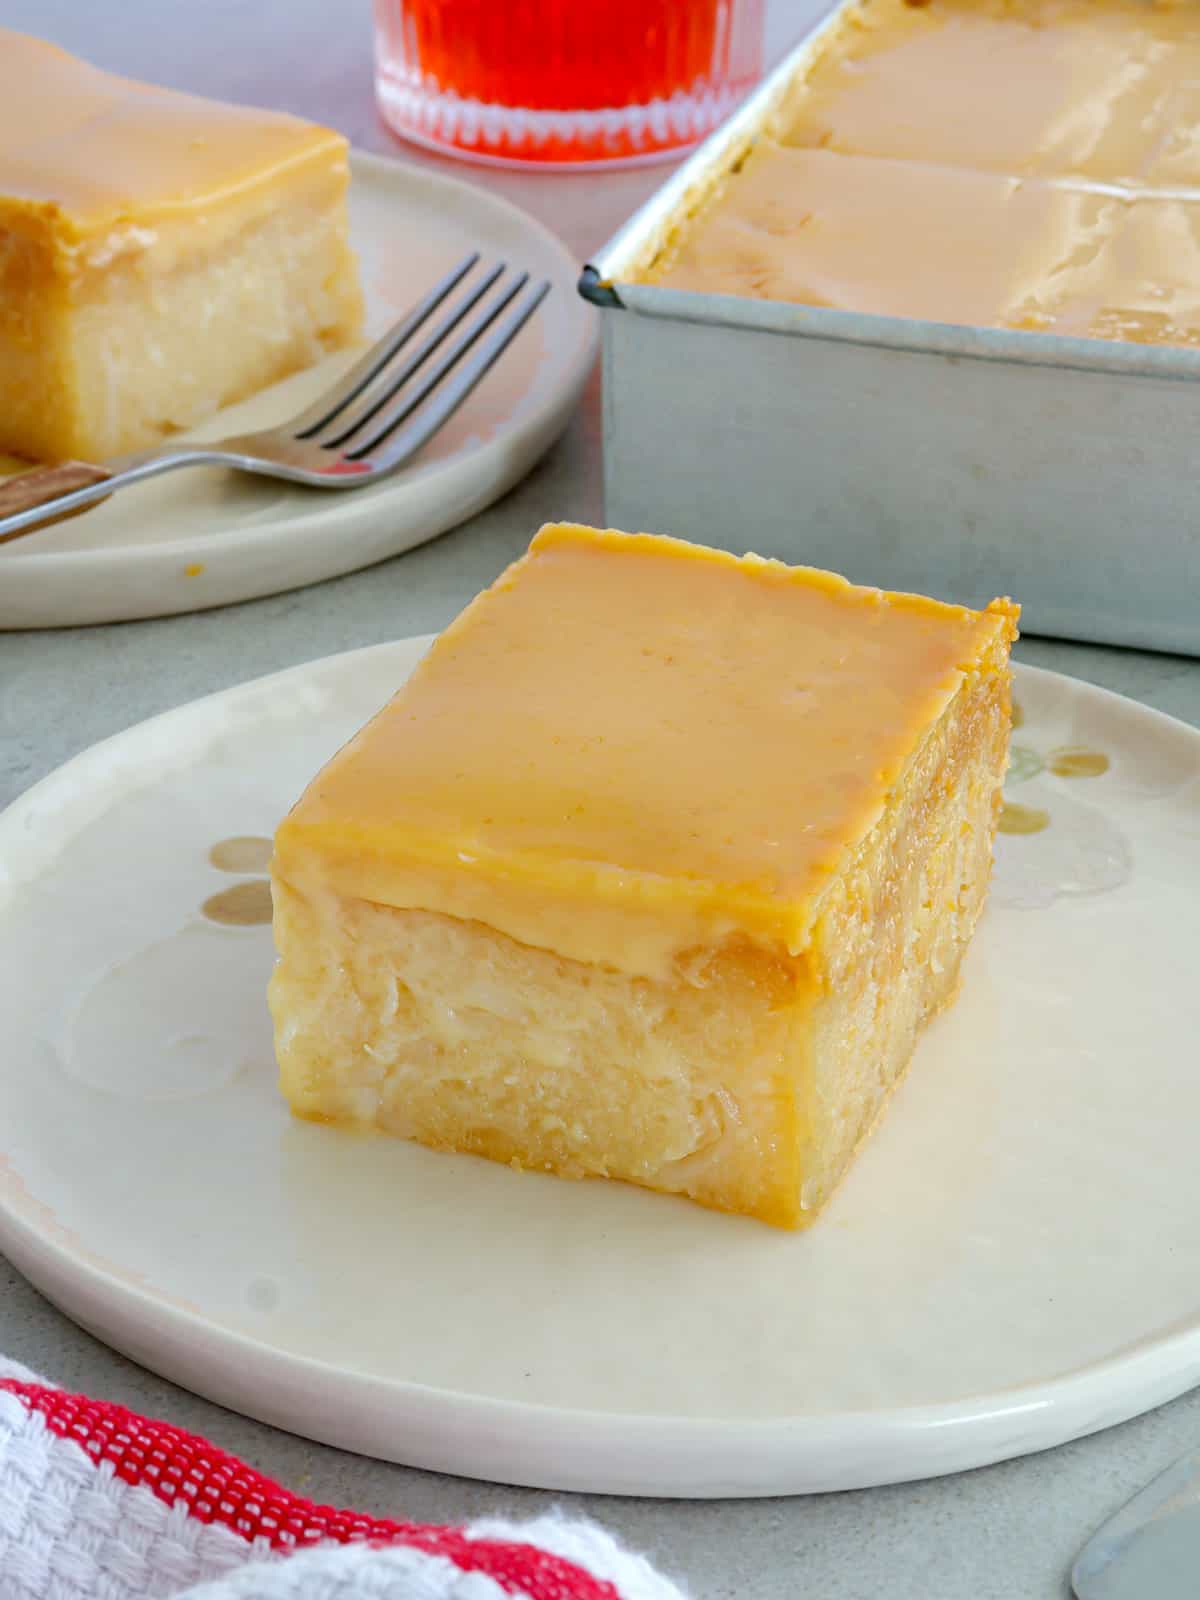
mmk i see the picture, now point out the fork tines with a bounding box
[295,253,551,472]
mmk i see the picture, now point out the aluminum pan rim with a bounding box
[580,3,1200,384]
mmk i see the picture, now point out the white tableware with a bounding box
[1,647,1198,1496]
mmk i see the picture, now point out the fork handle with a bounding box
[0,461,116,545]
[0,447,219,545]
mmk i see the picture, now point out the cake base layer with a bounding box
[272,885,805,1224]
[270,646,1010,1228]
[0,178,362,464]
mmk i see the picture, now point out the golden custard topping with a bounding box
[0,29,346,235]
[275,524,1017,976]
[642,0,1200,346]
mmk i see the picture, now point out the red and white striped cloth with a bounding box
[0,1360,687,1600]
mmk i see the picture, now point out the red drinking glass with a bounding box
[374,0,765,170]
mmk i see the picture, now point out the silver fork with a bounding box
[0,253,550,544]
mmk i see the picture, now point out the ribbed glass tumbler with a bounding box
[374,0,765,170]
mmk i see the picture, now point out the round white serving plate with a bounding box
[1,645,1199,1497]
[0,155,595,630]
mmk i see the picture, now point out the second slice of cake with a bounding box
[270,525,1017,1228]
[0,29,363,463]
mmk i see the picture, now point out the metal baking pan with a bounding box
[579,2,1200,654]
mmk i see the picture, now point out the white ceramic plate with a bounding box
[2,646,1199,1497]
[0,156,595,630]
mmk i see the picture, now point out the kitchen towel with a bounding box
[0,1360,686,1600]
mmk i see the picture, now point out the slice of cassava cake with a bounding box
[0,29,362,463]
[270,524,1018,1228]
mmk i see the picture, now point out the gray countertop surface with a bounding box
[4,4,1200,1596]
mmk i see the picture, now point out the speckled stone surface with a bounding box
[3,4,1200,1596]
